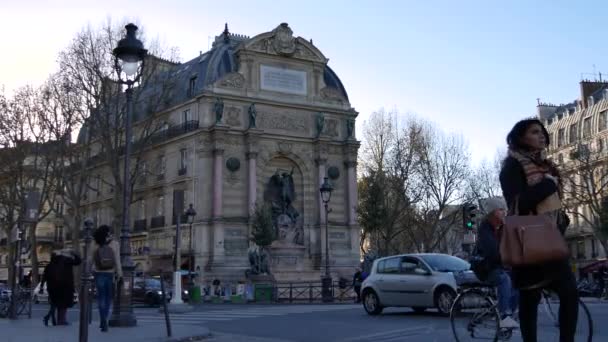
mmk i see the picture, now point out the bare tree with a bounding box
[409,125,471,253]
[53,19,180,238]
[562,144,608,253]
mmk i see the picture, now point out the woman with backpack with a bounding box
[92,225,122,332]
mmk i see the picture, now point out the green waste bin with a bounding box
[190,286,202,304]
[254,283,274,302]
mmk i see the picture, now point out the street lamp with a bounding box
[185,204,197,288]
[109,23,147,328]
[319,177,333,303]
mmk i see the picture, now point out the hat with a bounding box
[483,197,507,216]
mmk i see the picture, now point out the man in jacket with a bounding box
[477,197,519,329]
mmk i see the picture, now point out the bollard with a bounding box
[79,218,94,342]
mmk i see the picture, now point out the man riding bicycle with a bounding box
[476,197,519,329]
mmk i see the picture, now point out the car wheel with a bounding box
[412,307,426,313]
[435,287,456,316]
[363,290,383,315]
[144,294,156,307]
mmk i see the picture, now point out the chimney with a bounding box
[580,80,608,108]
[536,102,558,121]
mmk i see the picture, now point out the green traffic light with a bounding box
[466,221,473,228]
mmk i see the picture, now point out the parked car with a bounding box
[32,283,78,304]
[132,277,173,306]
[361,253,471,316]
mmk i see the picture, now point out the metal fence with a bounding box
[273,280,356,303]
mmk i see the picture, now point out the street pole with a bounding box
[189,222,194,287]
[79,218,94,342]
[9,222,22,319]
[325,202,330,278]
[109,85,137,327]
[171,216,183,305]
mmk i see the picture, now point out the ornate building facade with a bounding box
[540,80,608,276]
[73,23,360,282]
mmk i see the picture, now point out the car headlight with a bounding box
[157,291,162,295]
[184,290,189,295]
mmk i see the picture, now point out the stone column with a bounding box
[247,152,258,213]
[345,161,357,225]
[212,148,224,260]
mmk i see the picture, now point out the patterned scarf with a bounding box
[508,148,551,186]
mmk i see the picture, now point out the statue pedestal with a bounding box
[269,242,307,281]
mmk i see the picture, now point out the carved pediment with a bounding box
[218,72,245,89]
[241,23,328,63]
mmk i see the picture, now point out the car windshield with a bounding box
[145,279,162,289]
[419,254,470,272]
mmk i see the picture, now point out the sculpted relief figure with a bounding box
[248,103,257,129]
[316,112,325,138]
[214,97,224,124]
[346,119,355,138]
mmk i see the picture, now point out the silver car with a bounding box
[361,253,470,316]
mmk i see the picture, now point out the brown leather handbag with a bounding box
[500,199,570,267]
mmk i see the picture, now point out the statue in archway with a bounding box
[264,167,303,245]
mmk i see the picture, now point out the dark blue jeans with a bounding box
[487,269,519,317]
[95,273,114,324]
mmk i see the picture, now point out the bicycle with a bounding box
[0,286,32,319]
[450,284,593,341]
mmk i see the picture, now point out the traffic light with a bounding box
[462,203,477,230]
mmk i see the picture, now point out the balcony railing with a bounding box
[133,219,147,232]
[151,216,165,229]
[178,167,187,176]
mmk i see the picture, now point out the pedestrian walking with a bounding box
[44,249,81,325]
[40,254,58,326]
[500,118,578,342]
[92,225,122,332]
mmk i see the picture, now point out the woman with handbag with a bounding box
[500,118,578,342]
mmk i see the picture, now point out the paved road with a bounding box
[21,301,608,341]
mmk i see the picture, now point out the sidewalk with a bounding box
[580,296,607,304]
[0,318,210,342]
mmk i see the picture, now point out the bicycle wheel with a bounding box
[537,296,593,342]
[451,289,500,342]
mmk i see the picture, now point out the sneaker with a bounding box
[499,316,520,329]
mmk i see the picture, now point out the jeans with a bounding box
[487,269,519,317]
[519,269,578,342]
[95,273,114,325]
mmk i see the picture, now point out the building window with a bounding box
[179,149,188,174]
[156,195,164,217]
[600,110,607,132]
[548,132,554,149]
[182,109,191,124]
[558,128,565,147]
[188,77,197,97]
[569,123,578,144]
[137,199,146,220]
[598,138,604,153]
[96,175,102,196]
[54,226,63,242]
[158,155,166,178]
[592,239,597,258]
[55,202,64,218]
[583,117,591,139]
[577,239,586,259]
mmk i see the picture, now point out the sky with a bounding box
[1,0,607,165]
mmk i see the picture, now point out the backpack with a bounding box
[95,245,115,270]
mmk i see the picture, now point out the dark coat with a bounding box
[499,155,571,289]
[477,220,502,272]
[45,252,82,309]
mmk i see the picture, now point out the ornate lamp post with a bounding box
[79,218,94,342]
[109,23,147,327]
[319,177,333,303]
[185,204,197,288]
